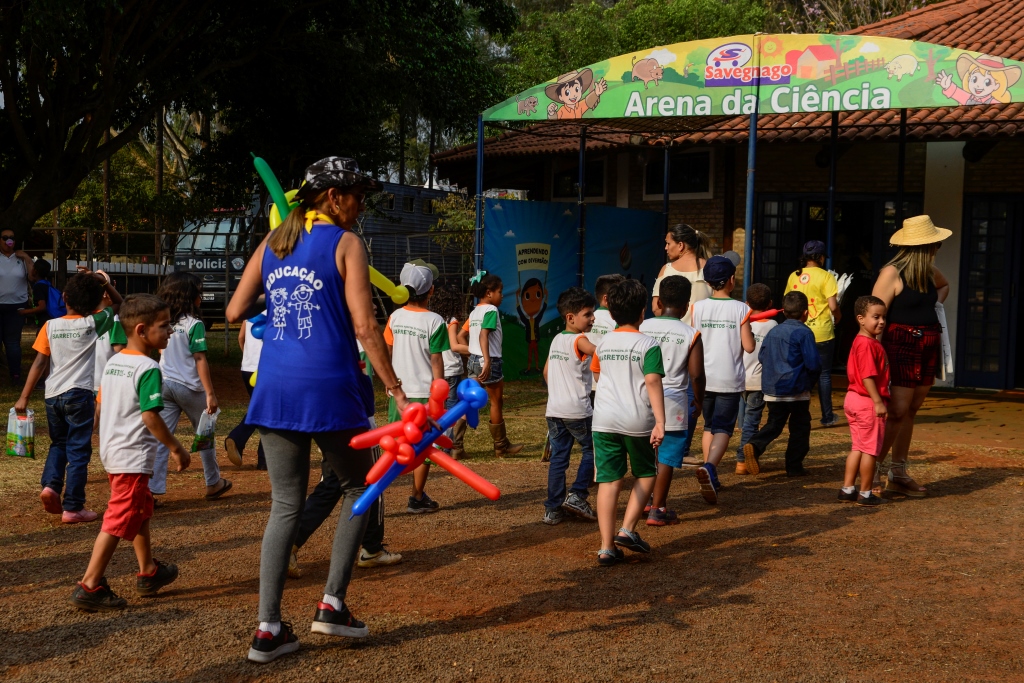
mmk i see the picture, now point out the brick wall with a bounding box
[964,139,1024,193]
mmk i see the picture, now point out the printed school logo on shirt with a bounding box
[586,308,616,345]
[34,308,117,398]
[545,331,593,420]
[591,329,664,437]
[466,303,502,358]
[691,297,751,393]
[384,306,450,398]
[98,351,164,476]
[264,266,326,341]
[638,317,699,432]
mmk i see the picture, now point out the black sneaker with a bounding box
[837,489,858,503]
[70,578,127,612]
[561,492,597,521]
[787,467,811,477]
[613,528,651,553]
[407,492,440,514]
[311,602,369,638]
[247,621,299,663]
[542,508,565,525]
[857,493,884,507]
[136,559,179,596]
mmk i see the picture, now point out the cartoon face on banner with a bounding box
[515,242,550,374]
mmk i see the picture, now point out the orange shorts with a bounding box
[101,473,154,541]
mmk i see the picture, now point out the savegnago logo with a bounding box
[704,42,793,87]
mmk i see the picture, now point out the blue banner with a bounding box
[583,205,664,303]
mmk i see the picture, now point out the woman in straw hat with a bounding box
[870,215,951,498]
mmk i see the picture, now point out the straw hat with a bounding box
[956,54,1022,88]
[890,215,952,246]
[545,69,594,101]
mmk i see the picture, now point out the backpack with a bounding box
[37,279,67,318]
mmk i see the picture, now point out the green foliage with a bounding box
[766,0,942,33]
[430,192,477,253]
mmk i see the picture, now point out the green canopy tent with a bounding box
[474,33,1024,293]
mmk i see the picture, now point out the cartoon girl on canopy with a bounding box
[546,69,608,120]
[936,53,1021,106]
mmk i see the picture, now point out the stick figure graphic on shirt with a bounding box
[270,288,290,340]
[289,284,320,339]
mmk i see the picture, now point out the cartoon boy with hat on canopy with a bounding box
[936,53,1021,105]
[546,68,608,120]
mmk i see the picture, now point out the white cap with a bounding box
[400,262,434,296]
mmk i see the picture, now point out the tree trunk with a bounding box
[155,109,164,260]
[103,130,111,258]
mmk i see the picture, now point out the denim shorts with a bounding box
[657,430,690,467]
[467,354,503,385]
[702,391,741,435]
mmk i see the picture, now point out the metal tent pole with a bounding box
[474,114,484,275]
[826,111,839,270]
[662,145,670,231]
[578,126,587,286]
[896,108,907,230]
[742,105,759,297]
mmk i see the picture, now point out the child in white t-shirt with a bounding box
[590,279,665,566]
[586,274,624,346]
[689,256,754,503]
[639,275,705,526]
[542,287,598,526]
[69,294,190,612]
[225,311,266,470]
[152,272,230,501]
[384,262,450,512]
[458,273,523,457]
[736,284,777,475]
[93,285,127,395]
[428,285,470,459]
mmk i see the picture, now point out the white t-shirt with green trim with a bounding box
[639,316,699,432]
[545,331,593,420]
[98,351,164,475]
[591,329,664,436]
[384,306,450,399]
[467,303,501,358]
[586,308,616,345]
[33,308,117,398]
[691,297,751,393]
[442,317,463,378]
[745,319,778,391]
[94,317,128,391]
[160,315,207,391]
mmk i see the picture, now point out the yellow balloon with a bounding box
[268,189,300,230]
[370,268,409,304]
[249,369,258,387]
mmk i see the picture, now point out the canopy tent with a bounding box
[471,33,1024,293]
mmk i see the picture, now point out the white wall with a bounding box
[922,141,965,387]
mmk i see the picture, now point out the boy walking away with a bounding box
[542,287,598,526]
[839,296,889,507]
[639,275,704,525]
[587,274,624,346]
[590,279,665,565]
[743,291,821,477]
[690,256,754,503]
[735,284,777,475]
[69,294,190,611]
[384,262,450,513]
[16,271,122,523]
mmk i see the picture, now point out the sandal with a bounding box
[597,548,624,567]
[885,466,926,498]
[205,479,233,501]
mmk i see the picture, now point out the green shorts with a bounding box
[592,432,657,483]
[387,396,430,424]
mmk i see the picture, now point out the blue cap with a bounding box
[802,240,826,256]
[703,255,736,284]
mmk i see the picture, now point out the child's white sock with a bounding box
[259,621,281,636]
[321,594,343,610]
[842,486,856,494]
[859,490,872,498]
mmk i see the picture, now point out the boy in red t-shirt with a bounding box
[839,295,890,507]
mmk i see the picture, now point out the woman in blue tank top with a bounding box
[227,157,409,663]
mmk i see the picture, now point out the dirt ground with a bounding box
[2,344,1024,682]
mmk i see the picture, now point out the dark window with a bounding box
[646,150,712,196]
[553,159,604,199]
[422,199,434,215]
[402,196,415,212]
[382,194,395,211]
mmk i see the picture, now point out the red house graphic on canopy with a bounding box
[786,45,839,80]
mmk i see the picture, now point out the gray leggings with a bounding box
[258,427,372,622]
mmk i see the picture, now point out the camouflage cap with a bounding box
[295,156,382,200]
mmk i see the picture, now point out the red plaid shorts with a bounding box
[883,323,942,388]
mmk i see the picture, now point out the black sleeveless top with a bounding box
[888,274,939,326]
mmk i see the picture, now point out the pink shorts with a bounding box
[843,391,886,457]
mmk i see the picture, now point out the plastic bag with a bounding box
[191,408,220,454]
[7,407,35,458]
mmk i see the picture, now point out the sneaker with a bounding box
[643,495,653,513]
[407,492,440,514]
[70,578,127,612]
[681,456,703,467]
[40,487,62,514]
[542,508,565,525]
[136,559,179,596]
[742,443,760,475]
[614,528,651,553]
[248,622,299,663]
[311,602,369,638]
[224,436,243,466]
[696,466,718,505]
[357,546,403,568]
[287,545,301,579]
[561,492,597,521]
[597,547,624,567]
[857,493,884,507]
[735,462,749,475]
[821,415,840,428]
[646,507,679,526]
[62,509,98,524]
[837,489,858,503]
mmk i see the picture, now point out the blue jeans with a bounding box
[41,388,95,511]
[735,390,765,462]
[816,340,835,423]
[544,417,594,510]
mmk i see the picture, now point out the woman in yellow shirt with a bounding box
[786,241,841,427]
